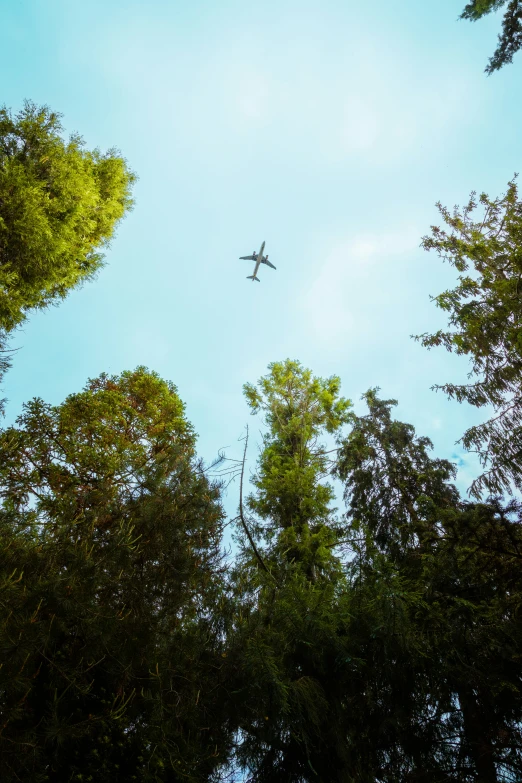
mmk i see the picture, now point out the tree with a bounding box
[334,391,461,781]
[336,392,522,781]
[0,100,136,333]
[0,367,231,782]
[228,360,371,782]
[415,177,522,498]
[335,388,459,560]
[460,0,522,74]
[423,498,522,781]
[242,359,352,579]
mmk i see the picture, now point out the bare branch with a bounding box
[238,426,274,579]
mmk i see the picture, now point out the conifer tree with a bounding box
[0,368,231,782]
[336,392,522,781]
[460,1,522,74]
[416,177,522,498]
[424,498,522,781]
[0,100,136,333]
[242,359,352,579]
[335,388,459,560]
[334,391,460,780]
[228,361,408,782]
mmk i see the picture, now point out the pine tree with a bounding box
[227,361,364,781]
[334,391,460,781]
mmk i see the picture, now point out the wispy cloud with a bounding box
[297,229,419,347]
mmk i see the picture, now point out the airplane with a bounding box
[239,241,276,282]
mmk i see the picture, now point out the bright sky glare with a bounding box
[2,0,521,520]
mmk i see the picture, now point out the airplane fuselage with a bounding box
[252,241,265,278]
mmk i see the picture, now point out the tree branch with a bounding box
[238,426,273,578]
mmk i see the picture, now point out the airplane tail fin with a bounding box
[247,275,260,282]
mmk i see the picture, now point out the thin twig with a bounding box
[238,426,273,579]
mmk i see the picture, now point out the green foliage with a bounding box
[243,360,351,575]
[461,0,509,20]
[416,177,522,498]
[335,389,459,558]
[336,395,522,780]
[228,572,374,783]
[243,359,351,437]
[0,100,136,332]
[460,0,522,74]
[3,354,521,781]
[0,368,231,781]
[1,84,520,783]
[416,499,522,780]
[227,361,358,780]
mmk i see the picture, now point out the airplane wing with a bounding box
[240,254,257,261]
[262,259,276,269]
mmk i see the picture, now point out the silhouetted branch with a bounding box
[238,426,273,578]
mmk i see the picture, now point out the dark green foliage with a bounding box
[460,0,522,74]
[0,368,231,782]
[228,361,359,781]
[3,355,521,781]
[335,389,459,559]
[0,100,136,332]
[228,368,522,781]
[228,572,360,782]
[421,499,522,781]
[336,393,522,781]
[415,177,522,498]
[461,0,510,18]
[1,88,521,783]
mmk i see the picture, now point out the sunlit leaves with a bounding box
[416,177,522,497]
[0,101,136,332]
[243,359,351,568]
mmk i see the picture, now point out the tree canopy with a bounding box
[0,100,136,333]
[415,177,522,498]
[229,361,362,781]
[1,93,522,783]
[224,375,522,781]
[460,0,522,74]
[0,368,231,781]
[335,391,522,781]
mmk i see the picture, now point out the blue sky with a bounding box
[1,0,521,520]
